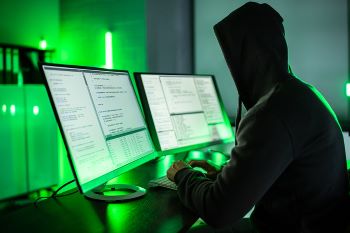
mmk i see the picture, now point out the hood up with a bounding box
[214,2,289,110]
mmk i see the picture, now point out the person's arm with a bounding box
[173,111,294,228]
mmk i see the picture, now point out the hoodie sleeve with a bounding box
[174,110,294,228]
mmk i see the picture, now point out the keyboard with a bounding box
[148,176,177,190]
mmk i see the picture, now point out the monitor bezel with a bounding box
[134,72,234,156]
[40,63,156,194]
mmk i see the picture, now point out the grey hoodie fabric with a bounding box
[174,2,349,232]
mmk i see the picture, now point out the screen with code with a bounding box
[43,65,154,193]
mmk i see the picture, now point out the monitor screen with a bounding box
[135,73,234,154]
[41,64,155,194]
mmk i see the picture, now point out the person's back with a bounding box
[250,76,349,232]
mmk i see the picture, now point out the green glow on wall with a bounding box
[10,104,16,115]
[105,31,113,69]
[39,39,47,50]
[59,0,147,72]
[346,83,350,97]
[33,106,39,115]
[2,104,6,113]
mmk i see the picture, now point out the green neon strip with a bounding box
[105,32,113,69]
[17,70,23,87]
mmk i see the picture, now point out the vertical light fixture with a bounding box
[39,38,47,50]
[346,83,350,97]
[33,106,39,115]
[105,31,113,69]
[17,70,23,87]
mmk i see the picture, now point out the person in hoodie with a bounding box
[167,2,349,233]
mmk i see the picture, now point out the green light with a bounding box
[33,106,39,115]
[17,70,23,87]
[210,152,228,166]
[105,31,113,69]
[187,150,203,160]
[2,104,6,113]
[346,83,350,97]
[106,205,129,232]
[10,104,16,115]
[39,39,47,50]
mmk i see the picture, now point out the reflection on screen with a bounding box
[140,74,233,151]
[43,66,154,192]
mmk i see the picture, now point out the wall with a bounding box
[60,0,147,75]
[0,0,59,50]
[195,0,349,127]
[146,0,193,73]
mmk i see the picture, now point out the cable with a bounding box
[34,179,76,207]
[51,179,75,198]
[53,190,78,198]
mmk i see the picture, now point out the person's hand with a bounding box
[167,160,190,181]
[189,160,220,179]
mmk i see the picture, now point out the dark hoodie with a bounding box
[174,2,349,232]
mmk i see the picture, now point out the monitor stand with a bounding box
[84,183,146,202]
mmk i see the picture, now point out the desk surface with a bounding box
[0,155,199,233]
[0,144,233,233]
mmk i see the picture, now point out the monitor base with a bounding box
[84,184,146,202]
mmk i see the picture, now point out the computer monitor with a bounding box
[40,64,155,201]
[134,73,234,156]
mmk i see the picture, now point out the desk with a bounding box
[0,143,234,233]
[0,154,198,233]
